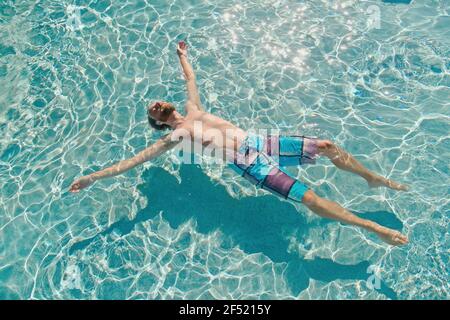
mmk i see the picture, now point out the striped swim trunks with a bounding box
[228,134,320,203]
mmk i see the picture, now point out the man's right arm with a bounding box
[69,134,179,192]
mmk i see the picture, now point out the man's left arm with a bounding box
[177,41,204,112]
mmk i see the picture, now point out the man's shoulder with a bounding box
[186,108,209,119]
[185,99,205,113]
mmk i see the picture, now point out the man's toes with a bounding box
[401,235,409,244]
[394,181,409,191]
[395,233,409,245]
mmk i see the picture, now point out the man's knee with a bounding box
[317,139,334,150]
[317,139,337,157]
[302,190,319,206]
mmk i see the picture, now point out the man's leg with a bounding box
[316,140,408,191]
[302,190,408,245]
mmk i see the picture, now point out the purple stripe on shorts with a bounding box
[266,135,279,156]
[302,137,319,164]
[262,167,296,198]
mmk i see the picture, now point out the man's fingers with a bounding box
[177,41,187,52]
[69,183,80,192]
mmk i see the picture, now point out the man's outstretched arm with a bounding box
[69,134,179,192]
[177,41,204,112]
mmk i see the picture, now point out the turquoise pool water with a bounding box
[0,0,449,299]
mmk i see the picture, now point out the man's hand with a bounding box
[177,41,188,57]
[176,40,203,110]
[69,175,94,193]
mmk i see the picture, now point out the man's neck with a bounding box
[166,111,185,129]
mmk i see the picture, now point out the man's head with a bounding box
[147,101,176,130]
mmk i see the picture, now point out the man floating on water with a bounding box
[70,41,409,246]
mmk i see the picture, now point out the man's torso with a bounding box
[174,110,247,160]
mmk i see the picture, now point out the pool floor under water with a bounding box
[0,0,449,299]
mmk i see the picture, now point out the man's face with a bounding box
[148,101,175,122]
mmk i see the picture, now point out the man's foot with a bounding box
[374,226,409,246]
[368,176,409,191]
